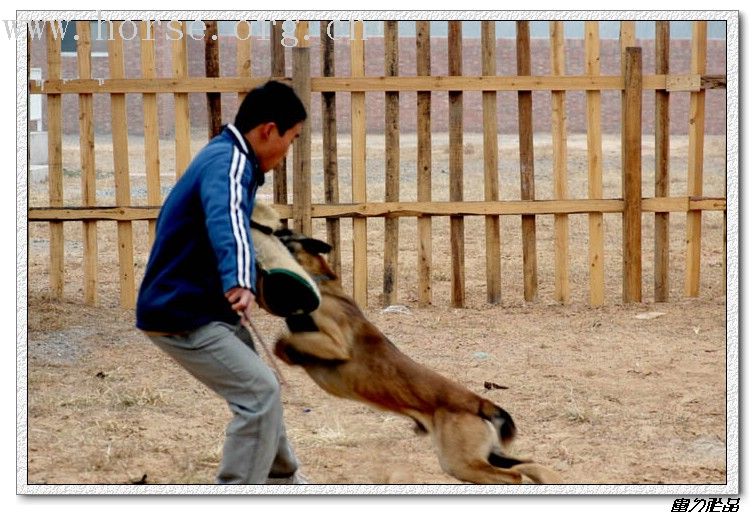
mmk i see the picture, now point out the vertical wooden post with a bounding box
[448,21,465,308]
[416,21,433,306]
[270,21,288,208]
[585,20,605,306]
[550,21,569,304]
[620,22,636,62]
[236,20,252,107]
[321,20,341,278]
[350,20,368,307]
[654,21,671,302]
[620,21,636,168]
[685,21,707,297]
[171,21,191,177]
[140,21,161,247]
[481,21,501,304]
[76,21,98,305]
[516,21,538,302]
[270,21,285,76]
[622,47,643,303]
[108,23,136,308]
[46,23,64,299]
[205,21,222,139]
[383,20,400,306]
[292,21,312,236]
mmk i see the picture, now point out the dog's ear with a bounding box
[301,238,332,256]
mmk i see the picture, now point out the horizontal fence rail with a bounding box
[29,197,725,221]
[28,74,726,94]
[27,19,727,310]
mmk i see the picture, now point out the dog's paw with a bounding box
[511,463,563,484]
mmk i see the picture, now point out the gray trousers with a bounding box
[148,321,299,484]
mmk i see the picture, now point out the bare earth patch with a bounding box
[25,293,726,485]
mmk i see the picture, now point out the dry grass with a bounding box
[24,132,727,485]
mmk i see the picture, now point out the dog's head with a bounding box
[274,228,338,281]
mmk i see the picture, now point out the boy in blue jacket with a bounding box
[136,81,307,484]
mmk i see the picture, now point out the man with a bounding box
[136,80,307,484]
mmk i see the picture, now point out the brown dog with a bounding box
[271,229,561,484]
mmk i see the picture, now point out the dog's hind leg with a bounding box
[430,410,524,484]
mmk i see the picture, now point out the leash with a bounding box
[237,311,289,388]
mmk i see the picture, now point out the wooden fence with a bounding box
[28,20,727,309]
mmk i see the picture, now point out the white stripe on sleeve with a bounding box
[228,147,246,288]
[235,153,252,288]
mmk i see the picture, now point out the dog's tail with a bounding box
[478,399,517,446]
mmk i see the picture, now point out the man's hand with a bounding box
[225,287,256,318]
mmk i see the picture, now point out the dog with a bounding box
[271,229,562,485]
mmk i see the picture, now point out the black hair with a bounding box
[234,80,307,135]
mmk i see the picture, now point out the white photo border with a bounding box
[16,9,740,496]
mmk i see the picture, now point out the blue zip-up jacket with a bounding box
[136,124,264,332]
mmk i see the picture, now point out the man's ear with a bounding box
[262,121,279,139]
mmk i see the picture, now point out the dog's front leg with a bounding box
[275,331,351,364]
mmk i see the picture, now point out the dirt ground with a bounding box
[24,132,728,485]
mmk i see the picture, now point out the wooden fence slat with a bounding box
[383,20,399,306]
[292,21,312,236]
[550,21,569,304]
[685,21,707,297]
[654,21,671,302]
[351,21,368,308]
[620,21,636,186]
[171,21,191,177]
[516,21,538,302]
[270,21,285,77]
[585,20,605,307]
[108,23,136,308]
[75,23,95,198]
[140,21,161,247]
[321,20,341,279]
[45,23,64,299]
[622,47,643,303]
[76,21,98,305]
[449,21,465,308]
[481,20,501,304]
[236,20,252,107]
[620,22,638,304]
[271,21,288,207]
[205,21,222,139]
[620,22,636,69]
[416,21,433,306]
